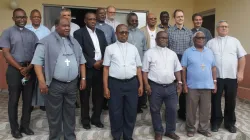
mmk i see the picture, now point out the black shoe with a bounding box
[137,108,143,113]
[211,124,219,132]
[82,124,91,129]
[141,104,148,109]
[103,105,109,110]
[75,102,80,108]
[31,106,34,112]
[11,130,23,139]
[178,115,186,121]
[91,122,104,128]
[20,127,34,135]
[225,125,237,133]
[40,106,46,111]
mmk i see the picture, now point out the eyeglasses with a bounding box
[149,18,157,20]
[108,11,116,14]
[218,26,228,29]
[15,16,27,20]
[131,19,138,22]
[157,37,168,40]
[118,31,129,35]
[195,37,205,40]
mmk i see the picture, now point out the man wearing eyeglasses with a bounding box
[182,31,217,138]
[207,20,246,133]
[103,24,143,140]
[0,8,38,139]
[141,13,164,49]
[105,6,121,30]
[158,11,171,31]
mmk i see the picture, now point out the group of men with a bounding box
[0,5,246,140]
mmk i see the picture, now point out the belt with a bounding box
[149,79,174,87]
[53,78,77,84]
[109,76,136,82]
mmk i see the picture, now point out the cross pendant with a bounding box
[65,59,70,66]
[201,64,206,70]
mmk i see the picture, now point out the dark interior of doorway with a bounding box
[202,14,215,37]
[70,8,96,28]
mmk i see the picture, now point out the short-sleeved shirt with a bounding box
[181,46,216,89]
[191,27,213,44]
[25,24,50,40]
[31,37,86,82]
[95,22,116,45]
[128,27,147,61]
[168,25,193,55]
[142,46,182,84]
[103,41,142,80]
[206,36,247,79]
[51,22,80,37]
[0,25,38,62]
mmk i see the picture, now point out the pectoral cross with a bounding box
[65,59,70,66]
[201,63,206,71]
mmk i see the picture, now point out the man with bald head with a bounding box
[32,17,86,140]
[143,31,182,140]
[103,24,143,140]
[74,12,108,130]
[105,6,120,30]
[182,31,217,137]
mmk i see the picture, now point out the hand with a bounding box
[20,67,30,76]
[138,85,143,97]
[212,83,217,94]
[237,72,244,83]
[177,83,183,94]
[145,84,152,95]
[93,60,103,70]
[104,88,110,99]
[183,84,188,94]
[39,82,48,94]
[79,80,86,90]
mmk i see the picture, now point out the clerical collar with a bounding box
[218,35,228,39]
[117,41,127,46]
[97,21,105,26]
[128,26,136,31]
[156,45,167,50]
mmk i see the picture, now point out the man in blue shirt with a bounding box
[181,31,217,137]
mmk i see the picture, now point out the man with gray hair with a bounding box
[207,20,246,133]
[105,6,120,30]
[182,31,217,137]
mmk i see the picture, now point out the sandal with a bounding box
[197,130,212,137]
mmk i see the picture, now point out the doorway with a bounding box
[199,9,216,37]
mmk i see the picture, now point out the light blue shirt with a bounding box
[181,46,216,89]
[25,24,50,40]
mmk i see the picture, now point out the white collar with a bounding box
[156,45,167,50]
[218,35,228,39]
[86,26,96,33]
[147,25,156,32]
[117,41,127,46]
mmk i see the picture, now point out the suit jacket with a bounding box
[140,26,164,49]
[74,26,108,68]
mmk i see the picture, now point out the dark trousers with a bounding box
[6,65,35,131]
[211,78,238,127]
[138,90,147,108]
[45,78,77,140]
[108,77,138,140]
[176,54,186,120]
[80,68,103,124]
[149,81,178,134]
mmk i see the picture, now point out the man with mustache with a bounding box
[74,12,108,130]
[158,11,171,31]
[0,8,38,139]
[105,6,120,30]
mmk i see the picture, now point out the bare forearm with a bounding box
[137,67,143,87]
[80,64,86,78]
[2,50,21,70]
[181,68,187,85]
[212,66,217,80]
[34,65,46,84]
[143,72,149,86]
[238,56,246,74]
[175,71,181,82]
[103,66,109,89]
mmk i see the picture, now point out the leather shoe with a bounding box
[137,108,143,113]
[40,106,46,111]
[155,133,162,140]
[20,127,34,135]
[103,105,109,110]
[11,130,23,139]
[82,124,91,129]
[165,133,180,140]
[91,122,104,128]
[225,125,237,133]
[211,124,219,132]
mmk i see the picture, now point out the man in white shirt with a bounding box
[103,24,143,140]
[51,8,80,37]
[105,6,120,30]
[207,20,246,133]
[142,31,182,140]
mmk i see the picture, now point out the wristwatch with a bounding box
[213,80,217,83]
[178,81,183,85]
[82,78,86,80]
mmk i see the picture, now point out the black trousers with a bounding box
[176,54,186,119]
[108,76,138,140]
[80,68,103,124]
[6,65,35,131]
[211,78,238,127]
